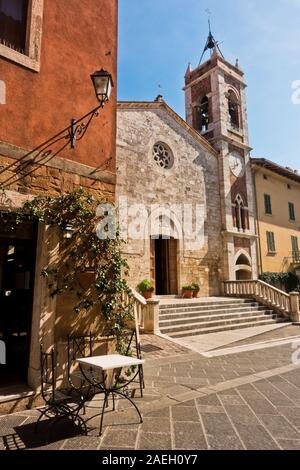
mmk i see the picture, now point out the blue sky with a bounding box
[118,0,300,171]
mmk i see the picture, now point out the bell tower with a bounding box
[184,25,258,281]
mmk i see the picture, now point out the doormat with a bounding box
[141,344,163,353]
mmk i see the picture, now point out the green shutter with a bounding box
[292,236,299,253]
[267,231,276,253]
[264,194,272,215]
[289,202,296,221]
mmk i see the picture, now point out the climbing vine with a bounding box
[259,272,299,293]
[16,188,134,351]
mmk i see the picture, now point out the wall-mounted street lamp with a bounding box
[63,223,75,239]
[70,69,114,149]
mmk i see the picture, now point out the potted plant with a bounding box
[75,269,96,290]
[192,283,200,298]
[137,279,155,300]
[182,285,194,299]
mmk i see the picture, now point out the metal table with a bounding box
[77,354,145,435]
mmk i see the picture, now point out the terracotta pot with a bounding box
[75,271,96,290]
[182,290,194,299]
[193,290,200,298]
[142,290,154,300]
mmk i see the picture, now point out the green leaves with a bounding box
[17,188,134,349]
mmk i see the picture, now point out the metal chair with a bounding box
[36,346,87,436]
[117,327,145,398]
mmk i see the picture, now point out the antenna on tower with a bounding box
[199,9,224,66]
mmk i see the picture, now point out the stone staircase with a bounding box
[159,297,287,339]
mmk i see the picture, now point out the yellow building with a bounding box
[252,158,300,275]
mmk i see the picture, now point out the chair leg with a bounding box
[113,390,143,425]
[139,365,144,398]
[35,407,50,433]
[99,392,110,436]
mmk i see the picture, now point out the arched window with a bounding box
[236,254,251,267]
[199,96,209,133]
[228,90,240,129]
[234,195,246,231]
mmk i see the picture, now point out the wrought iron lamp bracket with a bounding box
[69,105,103,149]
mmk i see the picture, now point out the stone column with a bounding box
[143,299,160,334]
[290,292,300,325]
[28,224,59,390]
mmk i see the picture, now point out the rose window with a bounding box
[153,143,174,170]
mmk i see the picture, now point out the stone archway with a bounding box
[234,250,253,281]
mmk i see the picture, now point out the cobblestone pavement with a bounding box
[1,333,300,451]
[215,325,300,350]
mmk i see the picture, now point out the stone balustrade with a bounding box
[224,280,300,324]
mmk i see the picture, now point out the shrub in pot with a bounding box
[182,285,194,299]
[137,279,155,299]
[192,283,200,298]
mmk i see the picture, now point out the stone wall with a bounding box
[116,105,223,297]
[0,142,116,390]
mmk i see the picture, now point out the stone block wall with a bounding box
[116,104,223,297]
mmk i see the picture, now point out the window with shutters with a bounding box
[267,231,276,254]
[289,202,296,221]
[264,194,272,215]
[292,236,299,262]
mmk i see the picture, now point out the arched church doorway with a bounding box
[234,252,253,281]
[236,270,252,281]
[150,237,178,295]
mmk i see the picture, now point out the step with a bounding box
[159,305,266,317]
[159,314,280,335]
[166,319,287,339]
[159,310,275,328]
[159,298,255,310]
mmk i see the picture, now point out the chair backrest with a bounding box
[68,333,94,360]
[124,328,142,360]
[67,333,94,378]
[40,346,56,402]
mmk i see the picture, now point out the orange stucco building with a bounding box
[0,0,118,410]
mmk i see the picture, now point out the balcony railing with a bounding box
[292,251,300,264]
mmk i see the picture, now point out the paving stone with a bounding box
[197,405,225,414]
[224,405,261,426]
[140,417,171,434]
[200,412,237,435]
[276,407,300,427]
[218,388,239,396]
[196,395,222,406]
[233,423,280,450]
[0,415,28,437]
[219,395,245,406]
[268,376,300,401]
[145,407,171,418]
[241,398,278,416]
[207,434,244,450]
[138,432,172,450]
[173,422,207,450]
[259,415,300,440]
[171,406,200,423]
[101,429,138,448]
[277,439,300,450]
[62,436,101,450]
[254,381,295,407]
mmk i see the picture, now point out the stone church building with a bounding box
[117,34,258,297]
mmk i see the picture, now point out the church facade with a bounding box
[117,37,258,297]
